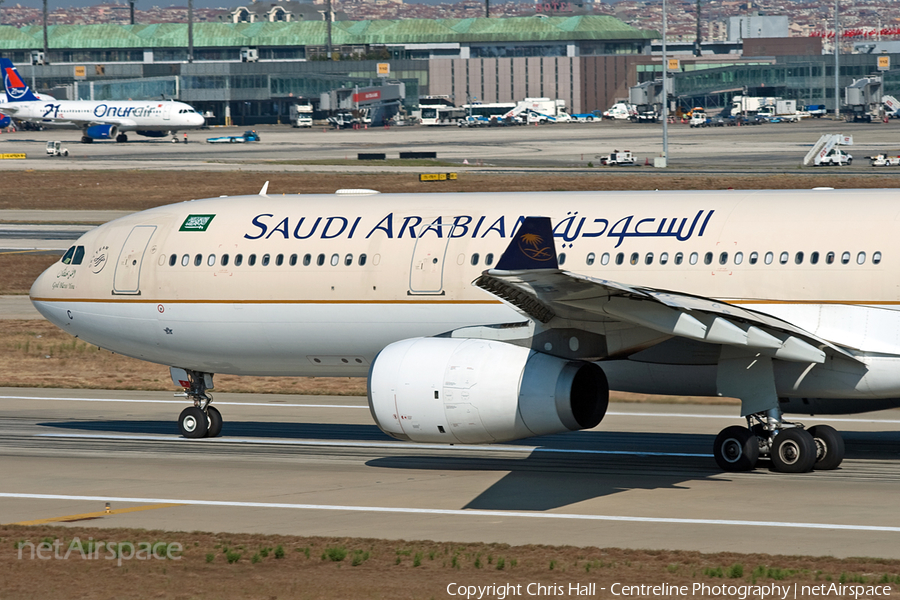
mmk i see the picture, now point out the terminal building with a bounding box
[1,16,898,124]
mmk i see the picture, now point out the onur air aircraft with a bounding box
[0,58,204,143]
[29,185,900,474]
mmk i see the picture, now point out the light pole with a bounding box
[661,0,668,167]
[834,0,840,120]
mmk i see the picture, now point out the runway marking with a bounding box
[12,503,182,526]
[0,395,366,409]
[34,433,713,458]
[2,493,899,533]
[5,395,900,424]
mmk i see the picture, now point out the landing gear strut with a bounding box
[713,406,844,473]
[171,367,222,438]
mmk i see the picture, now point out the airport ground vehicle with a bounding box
[689,112,708,127]
[869,154,900,167]
[45,140,68,156]
[817,148,852,166]
[571,113,597,122]
[290,103,313,128]
[806,104,827,117]
[206,130,260,143]
[598,150,636,165]
[603,102,637,120]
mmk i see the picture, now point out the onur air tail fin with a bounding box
[1,58,39,102]
[494,216,559,271]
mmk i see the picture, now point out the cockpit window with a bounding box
[61,246,76,264]
[72,246,85,265]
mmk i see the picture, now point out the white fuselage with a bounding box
[5,99,205,132]
[29,189,900,414]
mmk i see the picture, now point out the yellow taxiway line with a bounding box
[12,503,182,525]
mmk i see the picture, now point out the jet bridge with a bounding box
[844,76,882,122]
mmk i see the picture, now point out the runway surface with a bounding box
[1,118,898,173]
[2,388,899,558]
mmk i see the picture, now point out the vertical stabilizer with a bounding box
[0,58,39,103]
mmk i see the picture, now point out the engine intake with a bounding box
[368,337,608,444]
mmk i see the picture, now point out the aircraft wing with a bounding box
[475,217,861,365]
[62,116,139,128]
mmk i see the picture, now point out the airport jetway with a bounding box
[844,77,882,122]
[803,134,853,166]
[628,80,664,123]
[320,83,406,126]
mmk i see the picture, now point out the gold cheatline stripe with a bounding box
[30,297,900,306]
[13,503,182,525]
[30,297,502,305]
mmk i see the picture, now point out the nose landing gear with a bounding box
[171,367,222,438]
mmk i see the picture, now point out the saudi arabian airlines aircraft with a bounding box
[0,58,204,143]
[29,185,900,474]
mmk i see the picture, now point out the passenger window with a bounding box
[61,246,75,264]
[485,253,494,266]
[559,253,566,265]
[734,252,743,265]
[660,252,668,265]
[471,253,479,266]
[586,252,595,266]
[261,254,270,266]
[674,252,683,265]
[344,254,353,266]
[810,251,819,265]
[600,252,610,266]
[303,254,311,266]
[194,253,202,267]
[873,251,882,265]
[779,252,788,265]
[630,252,638,265]
[316,254,325,266]
[826,252,835,264]
[289,254,297,266]
[749,252,758,265]
[73,246,85,265]
[181,254,190,267]
[615,252,624,265]
[276,254,284,266]
[169,254,177,267]
[221,254,229,266]
[841,251,850,265]
[718,252,727,265]
[857,251,866,265]
[645,252,653,265]
[331,254,339,266]
[689,252,698,265]
[704,252,713,265]
[764,252,774,265]
[235,254,243,266]
[795,252,804,265]
[248,254,257,266]
[207,254,215,267]
[359,254,367,266]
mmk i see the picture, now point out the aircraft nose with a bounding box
[29,260,63,323]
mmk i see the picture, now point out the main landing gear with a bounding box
[713,407,845,473]
[171,367,222,439]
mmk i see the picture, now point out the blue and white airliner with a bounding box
[0,58,205,143]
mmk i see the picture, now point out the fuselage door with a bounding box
[409,217,457,295]
[113,225,156,295]
[163,103,171,121]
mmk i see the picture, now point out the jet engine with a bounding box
[368,337,608,444]
[85,124,118,140]
[0,115,10,128]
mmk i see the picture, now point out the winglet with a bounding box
[258,181,269,196]
[0,58,39,102]
[494,216,558,271]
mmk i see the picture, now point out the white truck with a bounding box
[598,150,636,166]
[290,103,314,128]
[869,153,900,167]
[756,100,798,120]
[689,112,708,127]
[46,140,68,157]
[603,102,637,120]
[818,148,853,166]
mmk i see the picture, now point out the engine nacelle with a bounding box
[0,115,10,128]
[85,124,118,140]
[368,337,608,444]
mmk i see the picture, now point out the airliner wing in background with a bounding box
[474,217,863,415]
